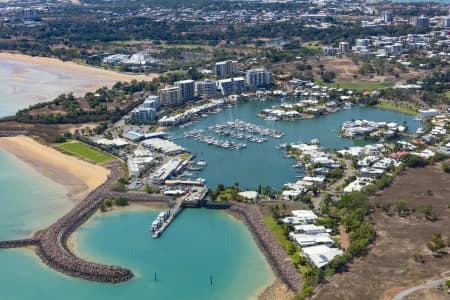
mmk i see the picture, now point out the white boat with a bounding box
[264,116,279,121]
[197,160,208,166]
[310,139,320,145]
[196,178,206,184]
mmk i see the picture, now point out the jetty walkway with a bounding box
[152,198,183,238]
[0,161,172,283]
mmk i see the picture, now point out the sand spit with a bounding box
[0,52,157,83]
[0,136,108,202]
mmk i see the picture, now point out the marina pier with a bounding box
[151,186,209,238]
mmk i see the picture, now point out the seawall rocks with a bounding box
[229,202,303,292]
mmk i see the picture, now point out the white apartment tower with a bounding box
[338,42,350,53]
[174,79,195,101]
[215,60,239,77]
[246,69,272,87]
[159,86,183,107]
[195,79,218,98]
[382,11,394,23]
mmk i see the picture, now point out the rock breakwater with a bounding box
[229,202,303,292]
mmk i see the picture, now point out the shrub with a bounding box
[113,197,129,207]
[442,162,450,173]
[402,154,427,168]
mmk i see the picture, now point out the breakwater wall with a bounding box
[33,161,134,283]
[228,202,303,292]
[0,159,175,283]
[0,161,134,283]
[0,238,38,248]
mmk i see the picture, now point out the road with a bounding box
[392,272,450,300]
[313,158,354,210]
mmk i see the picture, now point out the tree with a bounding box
[321,71,336,83]
[113,197,129,207]
[104,198,112,209]
[402,154,427,168]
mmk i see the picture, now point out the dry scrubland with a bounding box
[313,165,450,300]
[311,56,429,85]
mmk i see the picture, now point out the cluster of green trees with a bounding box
[209,184,244,203]
[320,192,376,271]
[401,153,430,168]
[99,197,129,211]
[15,79,157,124]
[113,176,131,192]
[288,191,376,298]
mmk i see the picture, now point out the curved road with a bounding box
[392,272,450,300]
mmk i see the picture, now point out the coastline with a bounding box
[227,210,295,300]
[226,203,302,298]
[0,136,109,203]
[0,52,157,83]
[257,280,295,300]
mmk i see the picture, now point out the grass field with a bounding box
[302,41,321,50]
[263,215,292,250]
[56,141,115,164]
[315,79,393,91]
[374,100,418,115]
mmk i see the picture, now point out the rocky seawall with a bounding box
[0,161,171,283]
[229,202,303,292]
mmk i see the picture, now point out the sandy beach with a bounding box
[0,52,157,83]
[0,136,109,202]
[257,280,294,300]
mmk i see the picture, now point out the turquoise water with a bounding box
[0,150,70,240]
[0,209,274,300]
[170,102,419,190]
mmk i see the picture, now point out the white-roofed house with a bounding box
[302,245,344,268]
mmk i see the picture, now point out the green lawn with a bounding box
[374,100,418,115]
[315,79,393,91]
[57,141,115,164]
[302,42,321,51]
[263,216,292,250]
